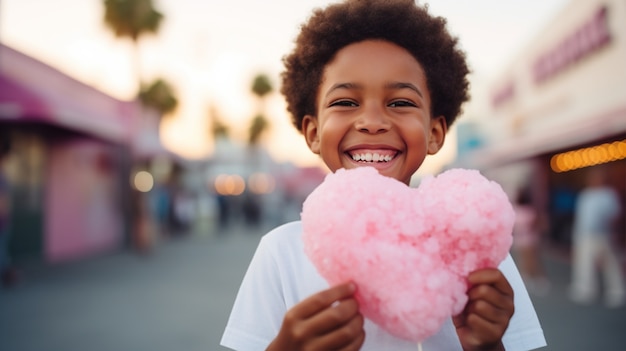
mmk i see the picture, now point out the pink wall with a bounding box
[45,139,123,262]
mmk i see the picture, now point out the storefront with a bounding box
[0,44,167,263]
[460,0,626,248]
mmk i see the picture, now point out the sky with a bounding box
[0,0,570,173]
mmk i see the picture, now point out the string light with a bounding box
[550,139,626,173]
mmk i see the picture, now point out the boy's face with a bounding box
[302,40,446,185]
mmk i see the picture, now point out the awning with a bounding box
[0,71,136,143]
[466,105,626,169]
[0,44,138,143]
[0,74,50,120]
[0,44,184,161]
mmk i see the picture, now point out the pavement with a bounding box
[1,223,625,351]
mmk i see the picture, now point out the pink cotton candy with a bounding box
[301,167,514,342]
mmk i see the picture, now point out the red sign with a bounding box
[533,6,611,84]
[491,81,515,108]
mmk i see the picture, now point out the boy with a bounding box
[221,1,546,350]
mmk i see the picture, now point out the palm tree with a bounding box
[248,114,269,145]
[251,74,273,102]
[248,73,273,145]
[208,105,230,139]
[138,78,178,115]
[103,0,163,93]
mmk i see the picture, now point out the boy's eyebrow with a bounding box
[324,82,424,98]
[386,82,424,98]
[325,82,360,98]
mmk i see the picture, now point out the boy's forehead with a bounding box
[320,40,427,84]
[325,40,423,69]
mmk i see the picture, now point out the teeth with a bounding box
[351,153,393,162]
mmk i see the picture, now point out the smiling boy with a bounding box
[301,40,445,185]
[221,1,546,350]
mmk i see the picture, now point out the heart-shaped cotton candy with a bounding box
[301,167,514,342]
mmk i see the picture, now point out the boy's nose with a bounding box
[355,106,391,134]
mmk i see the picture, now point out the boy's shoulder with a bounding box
[261,221,304,246]
[266,220,302,235]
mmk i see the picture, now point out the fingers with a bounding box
[312,309,365,351]
[277,282,365,350]
[467,268,514,298]
[456,269,515,348]
[293,282,357,319]
[466,270,514,320]
[467,289,513,321]
[463,312,505,343]
[309,296,361,334]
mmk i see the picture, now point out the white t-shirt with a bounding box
[221,221,546,351]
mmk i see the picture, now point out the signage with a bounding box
[533,6,611,84]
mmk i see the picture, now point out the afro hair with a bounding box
[281,0,470,132]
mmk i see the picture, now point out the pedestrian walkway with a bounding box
[0,225,264,351]
[1,225,625,351]
[525,249,626,350]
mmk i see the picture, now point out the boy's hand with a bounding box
[453,268,514,351]
[267,282,365,351]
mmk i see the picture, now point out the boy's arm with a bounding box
[267,282,365,351]
[453,268,515,351]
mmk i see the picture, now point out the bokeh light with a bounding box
[248,172,276,195]
[214,174,246,196]
[550,139,626,173]
[133,171,154,192]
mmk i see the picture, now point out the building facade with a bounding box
[462,0,626,247]
[0,44,172,263]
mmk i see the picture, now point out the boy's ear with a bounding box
[427,116,447,155]
[302,115,321,154]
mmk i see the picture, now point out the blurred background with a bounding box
[0,0,625,350]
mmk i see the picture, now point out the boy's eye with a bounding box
[329,100,358,107]
[388,100,417,108]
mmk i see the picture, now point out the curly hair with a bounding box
[281,0,470,132]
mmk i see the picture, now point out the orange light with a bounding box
[248,173,276,194]
[550,139,626,173]
[550,155,561,173]
[607,143,619,161]
[214,174,246,196]
[618,141,626,156]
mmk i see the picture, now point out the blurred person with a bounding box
[171,189,195,233]
[0,137,17,288]
[549,185,577,246]
[569,167,625,308]
[512,187,550,296]
[242,192,261,227]
[216,193,231,230]
[149,181,171,235]
[132,188,154,254]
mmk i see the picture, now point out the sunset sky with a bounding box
[0,0,569,173]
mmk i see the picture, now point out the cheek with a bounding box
[402,122,429,144]
[319,119,346,143]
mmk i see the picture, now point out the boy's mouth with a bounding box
[348,150,397,163]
